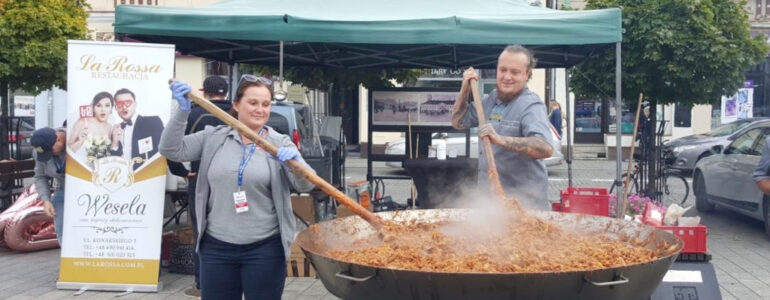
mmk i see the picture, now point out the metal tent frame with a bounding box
[124,36,607,70]
[115,0,626,217]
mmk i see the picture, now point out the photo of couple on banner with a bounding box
[68,88,163,171]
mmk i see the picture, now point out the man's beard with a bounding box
[497,85,522,102]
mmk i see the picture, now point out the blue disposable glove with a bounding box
[276,147,301,162]
[169,81,192,111]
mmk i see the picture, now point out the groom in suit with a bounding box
[110,88,166,171]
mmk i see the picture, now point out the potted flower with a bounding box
[608,193,655,218]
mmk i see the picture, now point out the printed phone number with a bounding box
[82,251,136,258]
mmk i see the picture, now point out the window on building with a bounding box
[206,60,231,77]
[114,0,156,6]
[608,101,634,134]
[608,102,674,135]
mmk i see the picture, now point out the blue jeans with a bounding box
[199,234,286,300]
[51,190,64,246]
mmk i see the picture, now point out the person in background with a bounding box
[753,134,770,194]
[30,127,66,245]
[548,99,562,137]
[161,75,315,300]
[451,45,553,210]
[637,103,652,147]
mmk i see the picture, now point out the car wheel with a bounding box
[694,172,714,212]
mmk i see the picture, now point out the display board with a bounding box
[58,40,174,293]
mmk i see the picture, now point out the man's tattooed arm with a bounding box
[498,136,553,159]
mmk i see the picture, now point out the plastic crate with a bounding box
[658,225,707,254]
[558,187,610,217]
[160,232,175,268]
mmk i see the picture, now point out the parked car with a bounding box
[692,122,770,238]
[267,101,345,188]
[8,118,34,160]
[267,101,318,156]
[664,118,770,173]
[384,124,564,168]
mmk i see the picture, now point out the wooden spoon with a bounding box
[170,79,385,228]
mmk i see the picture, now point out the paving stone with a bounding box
[36,289,72,300]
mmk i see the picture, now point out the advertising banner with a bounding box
[58,40,174,292]
[721,80,754,124]
[13,96,35,117]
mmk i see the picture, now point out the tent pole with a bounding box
[279,41,284,84]
[565,69,572,188]
[228,50,235,101]
[615,41,623,218]
[275,41,287,100]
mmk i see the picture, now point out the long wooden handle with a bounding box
[469,79,507,202]
[171,80,383,228]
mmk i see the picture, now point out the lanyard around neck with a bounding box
[53,156,64,174]
[237,127,265,188]
[238,144,256,188]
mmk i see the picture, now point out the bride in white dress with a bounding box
[68,91,115,164]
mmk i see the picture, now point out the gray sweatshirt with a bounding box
[33,152,66,202]
[205,129,279,244]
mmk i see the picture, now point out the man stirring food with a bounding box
[451,45,553,209]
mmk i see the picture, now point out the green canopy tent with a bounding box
[115,0,620,68]
[114,0,625,215]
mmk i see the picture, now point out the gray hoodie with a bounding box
[33,152,65,202]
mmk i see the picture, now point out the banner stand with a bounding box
[56,282,162,293]
[59,40,174,293]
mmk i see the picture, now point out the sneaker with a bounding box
[183,286,201,299]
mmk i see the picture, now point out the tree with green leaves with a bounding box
[569,0,768,198]
[0,0,89,96]
[571,0,766,106]
[0,0,89,158]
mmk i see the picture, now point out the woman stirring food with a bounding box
[161,76,315,300]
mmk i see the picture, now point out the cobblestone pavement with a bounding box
[0,156,768,299]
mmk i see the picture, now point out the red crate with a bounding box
[558,187,610,217]
[658,225,707,254]
[160,232,176,268]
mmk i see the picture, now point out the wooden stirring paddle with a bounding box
[170,79,385,228]
[469,79,523,213]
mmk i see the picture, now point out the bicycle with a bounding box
[609,159,690,207]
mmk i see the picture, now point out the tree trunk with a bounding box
[0,81,9,160]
